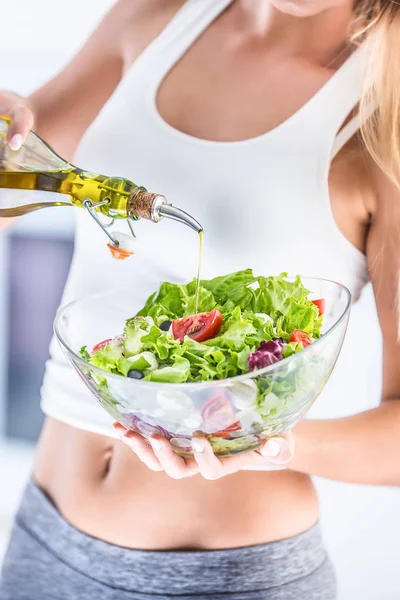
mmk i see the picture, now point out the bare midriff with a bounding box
[33,418,319,550]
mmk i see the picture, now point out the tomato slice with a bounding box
[172,309,223,343]
[312,299,325,316]
[289,330,313,348]
[92,339,112,354]
[213,421,242,439]
[201,389,238,433]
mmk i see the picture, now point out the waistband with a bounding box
[16,477,327,595]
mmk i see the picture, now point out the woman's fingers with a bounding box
[258,432,295,465]
[112,423,295,479]
[124,432,164,472]
[192,435,225,480]
[6,104,35,149]
[149,436,199,479]
[112,423,198,476]
[192,432,295,479]
[113,423,163,472]
[112,422,126,434]
[192,435,261,478]
[0,91,35,148]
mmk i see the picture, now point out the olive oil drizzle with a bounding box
[194,230,203,314]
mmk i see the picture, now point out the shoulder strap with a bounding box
[331,113,361,159]
[330,100,376,159]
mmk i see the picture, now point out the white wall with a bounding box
[0,0,115,92]
[1,1,400,598]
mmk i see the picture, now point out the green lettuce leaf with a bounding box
[116,357,136,377]
[200,269,255,302]
[205,308,257,351]
[251,273,309,315]
[124,316,152,356]
[137,282,188,321]
[89,343,127,375]
[277,298,322,339]
[126,354,155,371]
[79,346,91,362]
[140,326,181,361]
[183,285,216,315]
[143,357,191,383]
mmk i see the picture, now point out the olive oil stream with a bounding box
[194,230,203,314]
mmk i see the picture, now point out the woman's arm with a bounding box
[291,160,400,486]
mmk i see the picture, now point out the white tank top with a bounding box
[41,0,369,437]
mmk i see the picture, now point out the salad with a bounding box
[77,271,326,454]
[80,270,324,384]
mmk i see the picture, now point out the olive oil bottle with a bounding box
[0,117,202,232]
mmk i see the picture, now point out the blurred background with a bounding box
[0,1,399,598]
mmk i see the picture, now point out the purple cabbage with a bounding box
[248,340,285,372]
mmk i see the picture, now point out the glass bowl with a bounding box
[54,277,351,457]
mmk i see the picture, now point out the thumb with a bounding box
[260,432,295,465]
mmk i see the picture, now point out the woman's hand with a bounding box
[0,91,35,232]
[113,422,294,480]
[0,91,35,150]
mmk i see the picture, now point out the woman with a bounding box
[0,0,399,598]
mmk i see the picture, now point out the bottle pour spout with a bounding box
[158,203,203,233]
[128,190,203,233]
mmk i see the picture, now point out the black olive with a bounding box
[127,369,144,380]
[159,320,172,331]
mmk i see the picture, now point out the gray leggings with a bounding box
[0,478,336,600]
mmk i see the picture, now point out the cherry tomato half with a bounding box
[92,339,112,354]
[289,330,313,348]
[172,309,223,343]
[312,299,325,316]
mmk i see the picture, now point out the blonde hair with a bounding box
[354,1,400,187]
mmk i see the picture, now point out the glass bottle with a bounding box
[0,118,202,235]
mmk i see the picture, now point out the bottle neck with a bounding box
[127,188,163,221]
[0,164,138,218]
